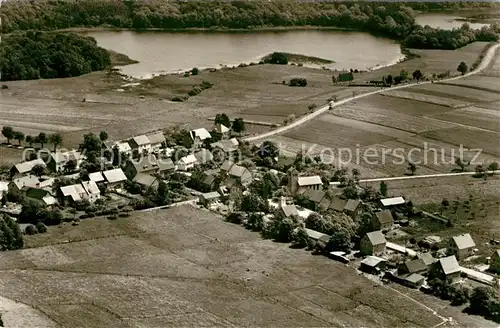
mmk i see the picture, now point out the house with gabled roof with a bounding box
[177,154,198,171]
[301,189,327,211]
[10,159,46,178]
[432,255,461,281]
[88,172,105,184]
[60,184,88,205]
[146,132,166,152]
[343,199,362,219]
[188,128,212,149]
[211,138,239,154]
[360,230,386,256]
[102,168,127,189]
[418,252,437,271]
[329,196,348,212]
[398,258,428,275]
[380,196,406,208]
[287,168,323,194]
[133,173,159,189]
[449,233,476,260]
[371,210,393,231]
[48,150,84,173]
[81,181,101,203]
[129,135,151,154]
[9,175,41,198]
[24,188,57,207]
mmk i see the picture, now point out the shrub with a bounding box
[200,80,213,89]
[24,224,37,235]
[35,222,47,233]
[118,213,130,218]
[107,215,117,220]
[187,87,202,96]
[171,95,188,102]
[1,85,7,89]
[265,52,288,65]
[191,67,199,75]
[289,77,307,87]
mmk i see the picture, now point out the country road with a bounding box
[330,170,500,185]
[245,42,500,142]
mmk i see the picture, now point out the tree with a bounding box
[232,118,245,135]
[386,74,393,84]
[292,226,310,248]
[469,286,494,315]
[328,228,352,252]
[191,67,199,75]
[487,161,499,173]
[399,69,409,81]
[64,159,77,173]
[379,181,388,197]
[80,132,101,153]
[289,77,307,87]
[357,212,374,237]
[35,222,47,233]
[266,52,288,65]
[412,70,423,81]
[455,158,466,172]
[25,135,34,147]
[475,164,485,177]
[1,126,14,144]
[240,194,266,213]
[457,61,468,75]
[245,213,264,231]
[98,130,109,142]
[351,168,360,182]
[32,164,46,177]
[37,132,47,149]
[331,75,337,84]
[259,140,279,159]
[49,133,62,151]
[24,224,37,235]
[408,161,417,175]
[13,131,25,145]
[214,113,231,128]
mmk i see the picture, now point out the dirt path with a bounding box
[0,295,59,328]
[245,42,500,142]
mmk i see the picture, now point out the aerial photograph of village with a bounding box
[0,0,499,327]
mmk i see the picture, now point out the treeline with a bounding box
[0,31,110,81]
[403,23,498,49]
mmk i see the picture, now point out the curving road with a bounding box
[245,42,500,142]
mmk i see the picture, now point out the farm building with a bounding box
[449,233,476,260]
[81,181,101,203]
[433,256,461,281]
[102,168,127,189]
[145,132,166,152]
[10,158,46,178]
[194,149,214,165]
[403,273,425,289]
[200,169,220,192]
[211,138,239,154]
[48,150,84,173]
[490,250,500,273]
[343,199,362,219]
[199,191,221,207]
[360,256,386,274]
[214,123,230,135]
[189,128,212,148]
[301,189,327,211]
[129,135,151,154]
[360,230,386,256]
[9,175,41,198]
[226,163,252,185]
[380,197,406,208]
[372,210,394,231]
[23,188,57,207]
[398,259,428,275]
[177,154,198,171]
[133,173,159,189]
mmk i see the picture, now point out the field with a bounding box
[0,204,495,328]
[274,45,500,178]
[0,42,491,148]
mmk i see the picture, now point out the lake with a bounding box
[85,30,404,79]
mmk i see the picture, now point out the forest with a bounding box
[0,32,110,81]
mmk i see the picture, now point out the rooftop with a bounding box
[88,172,105,183]
[14,158,46,174]
[214,123,230,134]
[405,273,425,284]
[103,168,127,184]
[365,230,386,246]
[191,128,212,141]
[229,164,250,179]
[380,197,406,207]
[375,210,393,225]
[282,204,299,217]
[452,233,476,250]
[297,175,322,186]
[329,197,348,212]
[361,256,386,268]
[133,173,158,188]
[81,180,100,195]
[418,252,437,266]
[146,132,166,144]
[403,259,427,273]
[60,184,86,202]
[438,255,461,275]
[344,199,361,213]
[12,175,40,190]
[179,154,198,165]
[220,160,235,171]
[116,141,132,153]
[132,135,151,146]
[51,150,83,164]
[201,191,221,200]
[303,189,326,204]
[194,149,213,164]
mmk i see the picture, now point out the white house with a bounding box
[48,150,84,173]
[10,158,46,178]
[145,132,166,152]
[81,181,101,203]
[60,184,88,204]
[102,168,127,189]
[115,141,132,156]
[129,135,151,154]
[177,154,198,171]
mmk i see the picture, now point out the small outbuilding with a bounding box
[199,191,221,207]
[398,258,428,275]
[372,210,394,231]
[449,233,476,260]
[360,256,387,274]
[360,230,386,256]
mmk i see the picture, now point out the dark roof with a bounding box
[418,252,436,266]
[221,160,234,171]
[329,197,348,212]
[282,205,299,217]
[157,158,175,172]
[402,259,427,273]
[344,199,360,213]
[303,189,326,204]
[202,173,217,187]
[133,173,158,188]
[25,188,49,200]
[375,210,393,225]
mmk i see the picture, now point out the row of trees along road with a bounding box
[1,126,63,151]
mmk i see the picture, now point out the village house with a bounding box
[288,168,322,194]
[133,173,159,189]
[129,135,151,154]
[371,210,394,231]
[343,199,362,219]
[360,230,386,256]
[9,175,41,199]
[418,252,437,271]
[398,258,428,275]
[214,123,230,136]
[60,184,88,205]
[220,160,235,173]
[10,158,46,178]
[403,273,426,289]
[329,196,348,213]
[199,191,221,207]
[301,189,327,211]
[194,149,214,165]
[0,181,8,200]
[124,157,175,179]
[227,163,252,185]
[177,154,198,171]
[211,138,239,156]
[81,181,101,203]
[433,255,461,281]
[47,150,84,173]
[115,141,132,157]
[189,128,212,149]
[23,188,57,207]
[88,172,105,185]
[102,168,127,189]
[490,250,500,273]
[449,233,476,260]
[281,204,300,218]
[200,169,220,192]
[145,132,166,152]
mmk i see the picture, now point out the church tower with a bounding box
[288,168,299,195]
